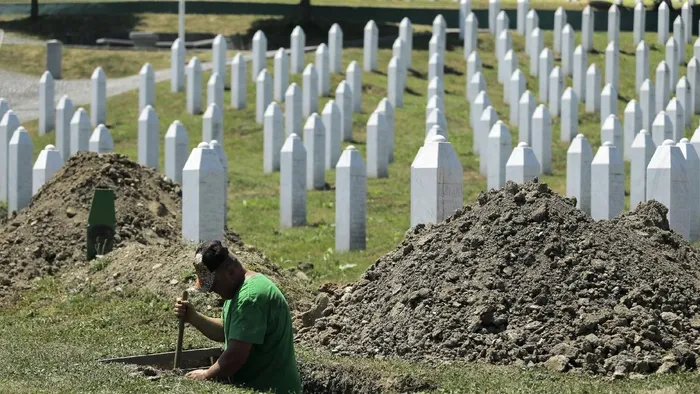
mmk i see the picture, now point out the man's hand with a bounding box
[174,297,196,323]
[185,369,210,381]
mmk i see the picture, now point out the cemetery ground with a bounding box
[5,22,700,393]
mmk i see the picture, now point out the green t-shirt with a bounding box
[221,274,301,394]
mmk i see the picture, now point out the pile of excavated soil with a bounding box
[299,180,700,376]
[0,152,309,309]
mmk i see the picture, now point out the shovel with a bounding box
[174,290,188,369]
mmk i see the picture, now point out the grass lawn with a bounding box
[6,26,700,391]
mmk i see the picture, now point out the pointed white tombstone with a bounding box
[554,7,566,54]
[171,38,185,93]
[601,115,624,158]
[32,144,62,195]
[624,100,643,162]
[634,2,646,46]
[518,90,536,145]
[55,95,73,160]
[548,66,563,117]
[479,106,499,176]
[506,142,540,184]
[202,103,223,146]
[530,28,543,77]
[322,100,342,170]
[164,120,189,184]
[466,51,482,101]
[366,111,388,179]
[207,72,224,109]
[695,38,700,61]
[487,121,512,189]
[138,63,155,113]
[285,83,302,137]
[658,2,670,45]
[363,20,379,72]
[329,24,343,75]
[8,127,32,213]
[652,110,674,146]
[605,41,619,91]
[472,88,491,130]
[539,48,553,103]
[137,105,159,170]
[673,16,686,65]
[304,113,326,189]
[39,71,55,135]
[212,34,227,85]
[335,145,366,250]
[666,98,685,142]
[264,102,284,174]
[231,53,247,109]
[377,98,394,163]
[255,69,273,124]
[497,31,513,83]
[656,61,671,112]
[646,139,690,239]
[88,124,113,153]
[182,142,226,243]
[666,38,679,91]
[425,124,447,143]
[584,64,601,113]
[400,17,413,69]
[630,129,655,209]
[426,107,448,140]
[517,0,529,35]
[566,134,593,214]
[428,53,444,83]
[683,2,693,44]
[635,41,649,95]
[90,67,106,127]
[0,100,8,128]
[388,57,403,108]
[640,78,655,132]
[573,46,587,104]
[316,44,330,97]
[561,88,578,142]
[496,11,509,44]
[460,0,472,39]
[392,38,407,89]
[280,133,307,228]
[608,4,620,44]
[582,5,594,52]
[433,14,447,54]
[590,141,624,221]
[430,76,446,103]
[347,61,362,113]
[678,77,692,126]
[531,104,552,174]
[427,95,445,121]
[688,57,700,115]
[510,70,525,125]
[678,138,700,240]
[601,84,618,127]
[69,108,90,156]
[0,110,19,203]
[291,26,306,74]
[692,125,700,156]
[186,57,202,114]
[336,81,353,142]
[274,48,289,102]
[502,50,518,103]
[251,31,267,82]
[489,0,501,34]
[208,140,228,217]
[464,13,478,60]
[526,9,538,55]
[561,24,574,77]
[411,135,463,227]
[302,65,318,118]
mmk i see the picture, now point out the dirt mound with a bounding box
[299,180,700,376]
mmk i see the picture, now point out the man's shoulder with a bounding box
[241,274,283,299]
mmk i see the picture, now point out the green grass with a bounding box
[7,28,700,392]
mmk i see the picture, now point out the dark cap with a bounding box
[193,240,229,292]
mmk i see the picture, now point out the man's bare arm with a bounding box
[204,340,253,379]
[188,313,225,343]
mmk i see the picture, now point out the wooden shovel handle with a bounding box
[174,290,188,369]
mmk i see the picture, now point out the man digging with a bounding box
[174,240,301,393]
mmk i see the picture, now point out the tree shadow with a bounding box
[0,14,141,45]
[445,65,463,77]
[405,87,421,96]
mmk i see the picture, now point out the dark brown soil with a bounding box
[299,180,700,376]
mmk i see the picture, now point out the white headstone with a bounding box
[69,108,90,156]
[554,7,566,54]
[630,129,655,209]
[506,141,540,184]
[561,24,574,77]
[624,100,643,162]
[678,76,692,126]
[39,71,55,135]
[171,38,185,93]
[433,14,447,54]
[659,2,670,45]
[530,28,543,77]
[335,145,366,250]
[264,102,284,173]
[208,140,228,217]
[55,95,73,160]
[548,66,563,117]
[400,18,413,68]
[430,77,446,103]
[8,127,32,213]
[601,115,624,159]
[673,16,686,64]
[252,31,267,82]
[582,5,594,52]
[304,113,326,189]
[601,84,618,127]
[531,104,552,174]
[377,98,394,163]
[46,40,62,80]
[683,2,693,44]
[302,65,318,118]
[464,13,478,60]
[32,144,62,195]
[428,53,444,84]
[323,100,342,170]
[138,63,155,113]
[137,105,159,170]
[590,141,624,220]
[489,0,500,34]
[503,50,518,103]
[0,100,8,128]
[695,38,700,60]
[487,121,512,189]
[411,135,463,226]
[497,31,513,83]
[634,2,646,46]
[0,110,20,202]
[427,95,445,121]
[90,67,106,127]
[585,64,602,113]
[186,57,202,114]
[472,89,491,131]
[526,10,538,55]
[366,111,388,179]
[640,78,655,132]
[479,105,499,176]
[636,41,649,95]
[426,108,448,140]
[510,69,525,125]
[665,38,679,91]
[605,41,619,91]
[207,72,224,109]
[678,138,700,240]
[496,11,509,43]
[688,57,700,115]
[518,90,536,145]
[213,34,227,83]
[666,98,685,142]
[329,24,343,74]
[364,20,379,72]
[336,81,353,142]
[182,142,226,243]
[389,57,404,108]
[202,103,223,145]
[316,44,330,97]
[280,133,307,228]
[573,46,587,103]
[231,53,247,110]
[561,87,578,142]
[460,0,472,39]
[466,51,482,102]
[652,110,674,146]
[285,83,302,137]
[566,134,593,214]
[539,48,553,103]
[291,26,306,74]
[274,48,289,102]
[392,38,407,90]
[517,0,529,35]
[646,139,690,239]
[608,4,620,44]
[88,124,113,153]
[256,69,273,124]
[347,61,362,113]
[164,120,189,185]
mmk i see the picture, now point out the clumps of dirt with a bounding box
[299,180,700,376]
